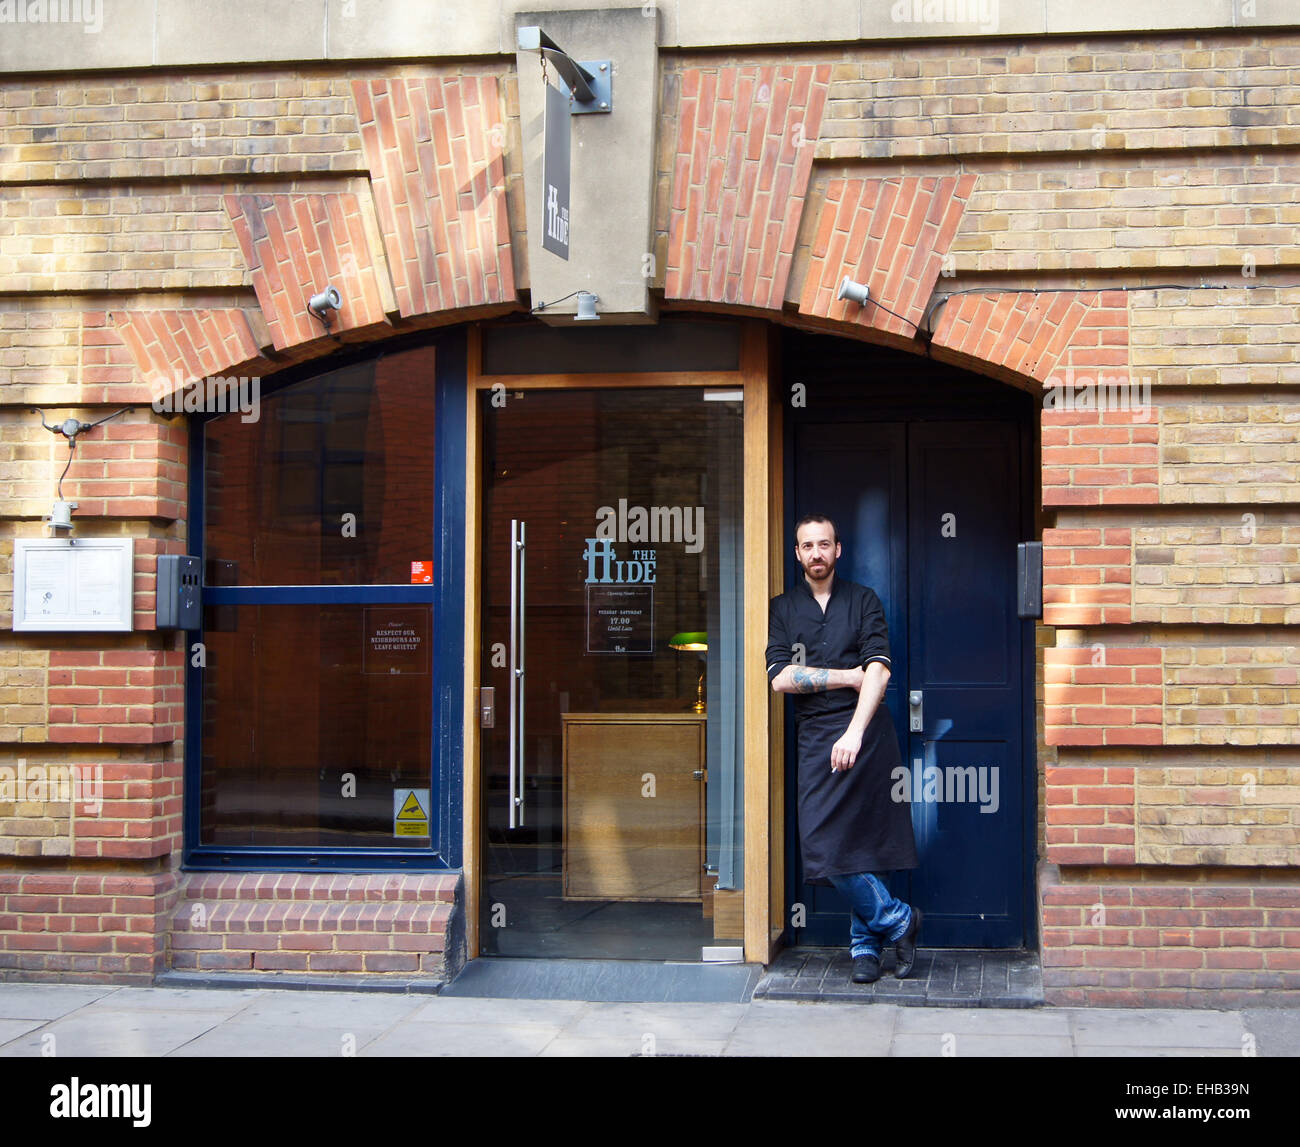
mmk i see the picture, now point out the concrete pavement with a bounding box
[1,981,1297,1056]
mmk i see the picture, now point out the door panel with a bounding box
[907,423,1023,946]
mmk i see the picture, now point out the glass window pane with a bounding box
[199,603,434,848]
[204,345,436,585]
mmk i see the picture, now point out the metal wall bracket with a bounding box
[518,26,612,113]
[567,61,611,114]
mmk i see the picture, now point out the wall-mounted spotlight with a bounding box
[574,291,600,321]
[837,276,871,307]
[308,285,343,329]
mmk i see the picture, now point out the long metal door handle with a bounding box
[516,519,526,827]
[508,520,520,828]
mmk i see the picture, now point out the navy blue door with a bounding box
[785,418,1029,949]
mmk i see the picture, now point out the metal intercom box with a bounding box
[1017,541,1043,619]
[156,555,202,630]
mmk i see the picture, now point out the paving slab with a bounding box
[1077,1046,1244,1058]
[729,998,900,1033]
[1071,1009,1245,1050]
[547,1035,730,1057]
[94,987,261,1016]
[724,1000,898,1056]
[406,996,588,1026]
[0,984,116,1021]
[558,1002,746,1042]
[893,1005,1072,1035]
[891,1033,1075,1057]
[0,1019,44,1045]
[0,1010,222,1057]
[169,1021,394,1057]
[364,1021,560,1057]
[230,989,426,1029]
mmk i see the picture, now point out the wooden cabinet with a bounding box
[561,713,706,901]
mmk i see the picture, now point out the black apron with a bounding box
[795,700,917,884]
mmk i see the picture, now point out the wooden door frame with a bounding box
[460,318,783,965]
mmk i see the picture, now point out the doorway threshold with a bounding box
[442,957,764,1003]
[754,948,1043,1008]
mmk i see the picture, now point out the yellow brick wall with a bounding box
[0,74,362,183]
[1131,287,1300,386]
[1133,523,1300,625]
[1160,402,1300,503]
[1163,643,1300,746]
[818,38,1300,160]
[0,186,246,292]
[0,649,48,744]
[1136,765,1300,866]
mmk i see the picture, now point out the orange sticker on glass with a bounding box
[411,561,432,584]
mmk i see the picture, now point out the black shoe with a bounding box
[894,908,921,979]
[851,954,882,984]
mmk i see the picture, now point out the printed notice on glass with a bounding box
[362,606,431,676]
[12,539,134,632]
[393,788,430,838]
[586,585,654,654]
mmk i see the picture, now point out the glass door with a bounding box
[478,386,744,959]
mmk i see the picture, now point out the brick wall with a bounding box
[0,870,178,980]
[1040,876,1298,1006]
[170,874,460,977]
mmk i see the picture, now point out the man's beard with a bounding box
[804,554,835,582]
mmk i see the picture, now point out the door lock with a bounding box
[908,690,923,733]
[480,686,495,729]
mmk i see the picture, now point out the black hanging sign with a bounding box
[542,80,571,259]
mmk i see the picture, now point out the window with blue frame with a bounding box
[190,342,454,859]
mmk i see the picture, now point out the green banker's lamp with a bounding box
[669,631,708,714]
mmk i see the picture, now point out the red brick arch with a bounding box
[108,64,1137,436]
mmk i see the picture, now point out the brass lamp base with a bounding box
[689,671,706,714]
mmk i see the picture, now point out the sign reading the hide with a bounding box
[542,80,571,259]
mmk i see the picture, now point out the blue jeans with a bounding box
[826,871,913,961]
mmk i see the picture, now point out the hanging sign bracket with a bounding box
[518,26,612,114]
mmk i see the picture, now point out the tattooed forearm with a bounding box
[791,667,830,693]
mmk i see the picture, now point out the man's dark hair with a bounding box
[794,514,838,544]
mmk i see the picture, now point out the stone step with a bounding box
[754,947,1045,1007]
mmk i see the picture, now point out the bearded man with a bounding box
[766,514,921,983]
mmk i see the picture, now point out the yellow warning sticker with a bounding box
[393,788,430,837]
